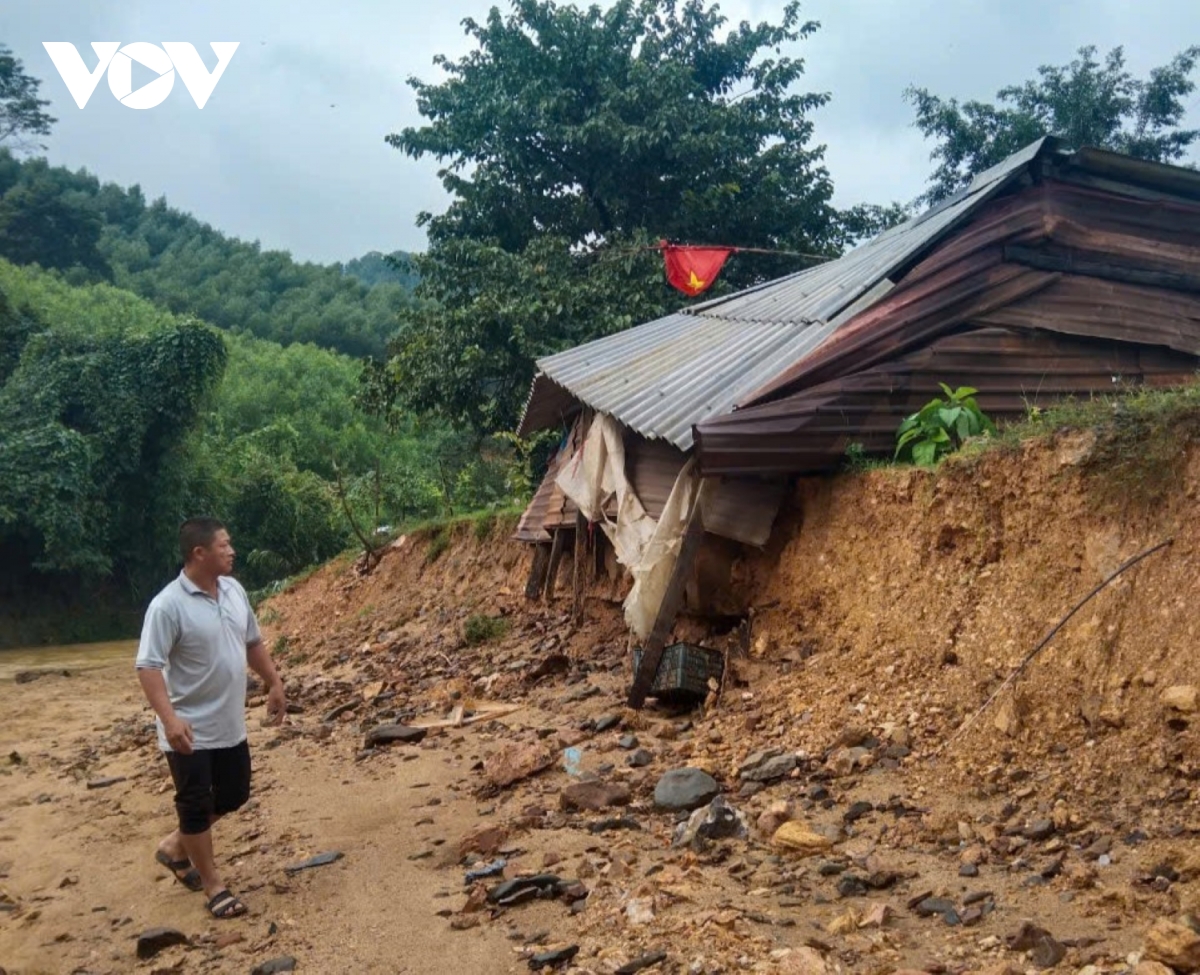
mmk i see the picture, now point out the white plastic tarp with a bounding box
[555,413,700,639]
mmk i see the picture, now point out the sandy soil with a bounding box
[4,425,1200,975]
[0,658,547,974]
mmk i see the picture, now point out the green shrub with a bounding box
[463,614,509,646]
[896,384,996,466]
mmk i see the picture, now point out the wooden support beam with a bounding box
[572,512,587,622]
[1003,244,1200,294]
[626,480,712,710]
[544,528,568,600]
[525,542,551,600]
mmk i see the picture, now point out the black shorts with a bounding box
[164,740,252,834]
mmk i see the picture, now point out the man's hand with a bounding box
[265,680,287,726]
[165,715,195,754]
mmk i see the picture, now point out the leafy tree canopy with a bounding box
[342,250,420,290]
[0,150,417,357]
[0,46,56,154]
[368,0,860,432]
[906,44,1200,206]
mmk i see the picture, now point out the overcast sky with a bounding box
[3,1,1198,265]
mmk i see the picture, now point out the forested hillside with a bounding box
[0,151,418,358]
[0,259,522,647]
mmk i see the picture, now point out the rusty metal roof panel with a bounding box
[526,138,1054,449]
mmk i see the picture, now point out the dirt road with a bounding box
[0,656,544,974]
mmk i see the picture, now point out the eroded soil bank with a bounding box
[2,425,1198,974]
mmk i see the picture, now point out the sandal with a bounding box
[206,889,248,919]
[155,849,203,892]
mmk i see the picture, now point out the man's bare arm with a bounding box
[137,668,194,753]
[246,639,286,724]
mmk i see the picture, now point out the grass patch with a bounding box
[841,381,1200,492]
[425,528,451,564]
[463,613,510,646]
[473,512,495,542]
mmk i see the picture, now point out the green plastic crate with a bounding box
[632,642,724,703]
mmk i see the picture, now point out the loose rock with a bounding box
[772,822,834,856]
[756,800,795,838]
[364,724,427,748]
[1161,685,1198,713]
[528,945,579,970]
[86,776,127,790]
[488,875,562,905]
[136,927,188,960]
[616,950,668,974]
[1143,918,1200,972]
[740,751,798,783]
[560,780,631,812]
[485,741,555,790]
[284,851,344,874]
[251,958,298,975]
[653,768,720,811]
[673,796,749,850]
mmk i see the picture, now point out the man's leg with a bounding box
[157,814,222,873]
[164,749,231,900]
[195,741,252,914]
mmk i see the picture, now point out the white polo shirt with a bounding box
[135,571,262,752]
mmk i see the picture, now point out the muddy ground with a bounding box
[2,426,1199,974]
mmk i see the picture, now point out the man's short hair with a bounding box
[179,517,226,565]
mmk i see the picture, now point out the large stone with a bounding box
[653,768,720,811]
[136,927,188,960]
[485,741,555,790]
[673,796,749,850]
[1161,685,1199,714]
[772,822,834,856]
[1135,962,1176,975]
[560,781,631,812]
[1144,918,1200,972]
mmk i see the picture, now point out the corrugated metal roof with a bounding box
[522,138,1053,450]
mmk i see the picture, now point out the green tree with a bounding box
[906,44,1200,206]
[368,0,850,433]
[0,160,110,277]
[342,250,420,289]
[0,150,415,357]
[0,314,227,591]
[0,46,56,154]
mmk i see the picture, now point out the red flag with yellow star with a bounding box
[660,241,735,296]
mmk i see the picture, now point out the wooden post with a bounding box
[544,528,568,600]
[626,479,712,710]
[572,511,587,622]
[525,542,551,600]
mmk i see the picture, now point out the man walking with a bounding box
[136,517,286,919]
